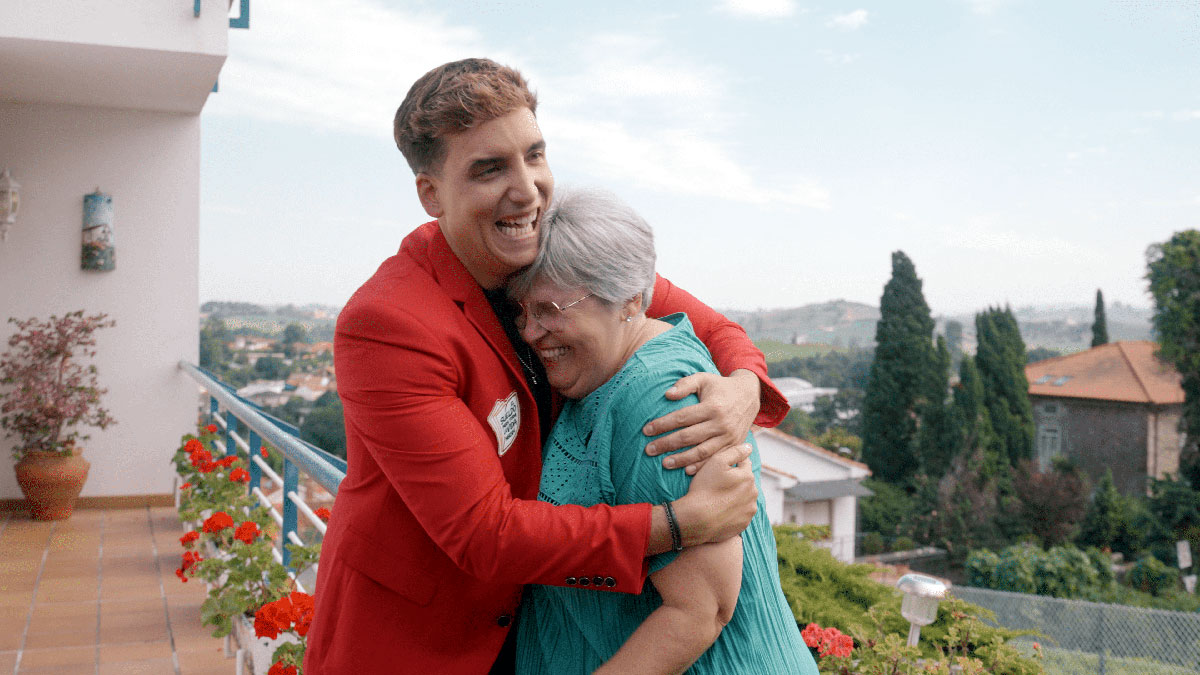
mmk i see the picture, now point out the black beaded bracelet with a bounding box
[663,501,683,552]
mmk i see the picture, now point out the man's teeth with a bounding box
[495,215,536,238]
[538,347,569,361]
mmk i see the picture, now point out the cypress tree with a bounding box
[952,355,995,460]
[862,251,935,483]
[1092,289,1109,347]
[917,336,956,474]
[974,307,1035,465]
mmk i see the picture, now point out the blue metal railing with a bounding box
[179,361,343,577]
[194,0,250,29]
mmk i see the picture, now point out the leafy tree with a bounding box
[951,356,995,463]
[812,427,862,458]
[862,251,936,482]
[1144,476,1200,565]
[281,322,309,358]
[199,318,231,371]
[253,356,290,380]
[1146,230,1200,471]
[1077,469,1142,556]
[776,408,817,439]
[858,478,917,538]
[974,307,1034,466]
[1015,458,1090,547]
[1091,289,1109,347]
[1025,347,1062,364]
[300,392,346,459]
[916,336,956,474]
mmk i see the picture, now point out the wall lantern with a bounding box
[896,573,947,647]
[0,169,20,241]
[82,188,115,271]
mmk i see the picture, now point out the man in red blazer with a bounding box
[304,59,788,674]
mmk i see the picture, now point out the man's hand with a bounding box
[643,369,761,474]
[673,443,757,546]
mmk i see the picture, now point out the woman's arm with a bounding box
[594,536,743,675]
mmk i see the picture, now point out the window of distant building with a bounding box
[1037,425,1061,471]
[1041,402,1059,417]
[1052,376,1072,386]
[1034,374,1053,384]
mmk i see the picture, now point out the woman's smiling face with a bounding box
[517,277,632,400]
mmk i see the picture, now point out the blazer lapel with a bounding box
[422,223,532,401]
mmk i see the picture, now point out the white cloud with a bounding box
[964,0,1016,16]
[208,0,830,211]
[942,216,1101,262]
[827,10,869,30]
[816,49,860,64]
[715,0,798,19]
[1172,109,1200,121]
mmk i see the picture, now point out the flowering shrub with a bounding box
[172,422,324,673]
[0,311,116,458]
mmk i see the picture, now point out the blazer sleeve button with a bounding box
[578,577,590,587]
[565,577,577,585]
[496,614,513,627]
[604,577,617,587]
[593,576,604,587]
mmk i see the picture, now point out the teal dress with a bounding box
[515,314,818,675]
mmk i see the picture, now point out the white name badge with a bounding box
[487,391,521,456]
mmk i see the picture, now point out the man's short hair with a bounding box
[394,58,538,175]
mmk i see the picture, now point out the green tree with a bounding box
[1015,458,1090,547]
[1091,289,1109,347]
[199,318,231,371]
[1077,469,1140,556]
[862,251,936,482]
[301,392,346,458]
[916,336,956,474]
[951,356,995,463]
[253,356,289,380]
[1146,230,1200,473]
[974,307,1034,466]
[281,322,309,358]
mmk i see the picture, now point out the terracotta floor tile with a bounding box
[100,597,163,617]
[0,590,36,607]
[16,664,96,674]
[100,582,163,602]
[36,583,97,603]
[27,609,97,635]
[40,564,98,580]
[22,628,97,650]
[175,644,236,671]
[99,618,168,644]
[0,630,23,651]
[14,645,95,669]
[0,652,15,672]
[98,639,172,663]
[38,577,98,594]
[29,601,98,621]
[98,657,174,674]
[0,558,41,575]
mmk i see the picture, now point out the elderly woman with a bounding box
[509,188,818,675]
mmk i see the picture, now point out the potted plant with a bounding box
[0,311,116,520]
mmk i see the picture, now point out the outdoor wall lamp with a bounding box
[896,573,947,647]
[0,169,20,241]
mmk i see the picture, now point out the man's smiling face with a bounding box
[417,107,553,290]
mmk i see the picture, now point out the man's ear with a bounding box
[416,173,442,218]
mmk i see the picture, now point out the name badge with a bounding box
[487,391,521,456]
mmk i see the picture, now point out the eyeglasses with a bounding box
[514,292,593,332]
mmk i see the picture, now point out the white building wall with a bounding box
[0,102,200,498]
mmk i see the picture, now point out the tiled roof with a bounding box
[753,426,872,471]
[1026,340,1183,405]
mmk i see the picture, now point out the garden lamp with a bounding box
[896,573,947,647]
[0,168,19,241]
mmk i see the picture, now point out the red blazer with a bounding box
[305,222,786,674]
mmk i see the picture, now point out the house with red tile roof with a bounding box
[1025,341,1185,494]
[752,426,873,562]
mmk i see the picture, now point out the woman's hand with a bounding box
[642,370,761,474]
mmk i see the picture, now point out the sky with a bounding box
[199,0,1200,315]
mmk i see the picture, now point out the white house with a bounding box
[753,426,873,562]
[0,1,235,505]
[772,376,839,413]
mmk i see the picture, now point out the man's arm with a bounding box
[336,304,752,592]
[644,275,789,469]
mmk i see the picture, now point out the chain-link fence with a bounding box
[953,586,1200,674]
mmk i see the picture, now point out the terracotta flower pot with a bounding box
[14,448,91,520]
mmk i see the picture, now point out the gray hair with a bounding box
[508,186,656,309]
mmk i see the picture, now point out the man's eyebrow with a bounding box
[468,156,504,172]
[528,140,546,154]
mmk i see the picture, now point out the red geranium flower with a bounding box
[234,521,260,544]
[829,634,854,658]
[267,662,297,675]
[179,482,191,490]
[175,550,203,582]
[288,591,315,637]
[230,467,250,483]
[205,424,218,433]
[180,531,199,547]
[801,623,822,649]
[189,448,213,468]
[202,511,234,533]
[261,447,269,458]
[216,455,239,469]
[314,507,331,522]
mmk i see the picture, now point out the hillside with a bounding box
[728,301,1153,355]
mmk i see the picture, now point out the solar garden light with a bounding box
[896,573,947,647]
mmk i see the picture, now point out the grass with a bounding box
[1018,645,1200,675]
[755,340,842,363]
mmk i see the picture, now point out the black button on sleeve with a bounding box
[604,577,617,587]
[593,576,604,586]
[496,614,512,627]
[578,577,590,587]
[565,577,577,585]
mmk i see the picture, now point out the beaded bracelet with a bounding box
[663,501,683,552]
